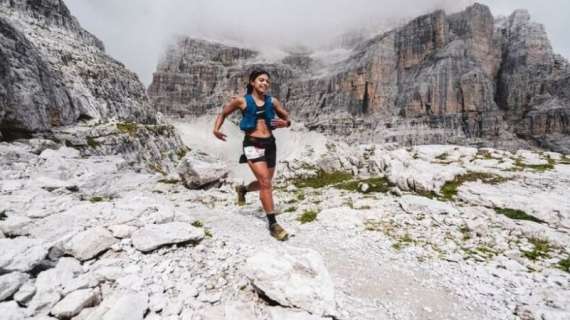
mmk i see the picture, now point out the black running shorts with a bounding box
[239,135,277,168]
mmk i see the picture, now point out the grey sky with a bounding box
[65,0,570,86]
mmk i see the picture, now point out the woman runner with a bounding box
[212,70,291,241]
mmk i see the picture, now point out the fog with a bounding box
[65,0,570,86]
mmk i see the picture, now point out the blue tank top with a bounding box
[239,95,276,132]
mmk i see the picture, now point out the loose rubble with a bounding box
[0,136,568,320]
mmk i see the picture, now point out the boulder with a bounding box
[0,237,48,273]
[101,292,148,320]
[244,246,336,317]
[50,289,100,319]
[399,195,460,216]
[176,151,229,189]
[131,222,205,253]
[0,301,29,320]
[64,227,117,261]
[0,272,29,301]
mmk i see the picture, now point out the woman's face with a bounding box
[251,74,270,94]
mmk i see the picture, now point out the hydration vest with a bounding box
[239,94,275,132]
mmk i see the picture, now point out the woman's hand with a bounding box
[213,130,227,141]
[271,118,290,129]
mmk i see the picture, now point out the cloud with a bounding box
[64,0,569,86]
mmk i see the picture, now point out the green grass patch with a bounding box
[463,245,498,260]
[334,177,392,194]
[89,196,106,203]
[459,225,471,241]
[86,136,101,148]
[292,170,353,189]
[296,192,306,201]
[435,152,449,161]
[145,125,173,136]
[297,210,318,224]
[191,220,204,228]
[191,220,212,237]
[477,150,495,160]
[509,157,556,172]
[116,122,138,136]
[559,156,570,165]
[284,206,297,213]
[392,233,415,250]
[495,207,545,224]
[441,172,510,200]
[176,147,189,160]
[557,257,570,273]
[149,163,167,176]
[523,237,552,261]
[415,189,439,200]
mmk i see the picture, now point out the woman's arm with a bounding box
[213,97,244,141]
[271,98,291,128]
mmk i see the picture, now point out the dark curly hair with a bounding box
[246,69,270,95]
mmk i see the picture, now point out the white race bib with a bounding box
[244,146,265,160]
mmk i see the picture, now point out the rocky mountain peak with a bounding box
[1,0,185,172]
[148,2,570,153]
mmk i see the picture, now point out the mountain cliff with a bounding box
[148,3,570,153]
[0,0,185,172]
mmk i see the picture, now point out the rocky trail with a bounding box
[1,122,569,320]
[1,1,569,319]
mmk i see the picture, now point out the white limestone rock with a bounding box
[0,272,29,301]
[244,246,336,317]
[268,306,329,320]
[0,301,29,320]
[224,301,257,320]
[176,150,229,189]
[64,227,117,261]
[382,148,466,193]
[39,147,81,161]
[13,279,36,305]
[131,222,205,253]
[0,215,32,237]
[101,292,148,320]
[50,288,100,319]
[107,225,138,239]
[0,237,48,273]
[399,195,460,216]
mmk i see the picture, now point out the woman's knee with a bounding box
[258,176,272,190]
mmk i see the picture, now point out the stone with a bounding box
[50,289,100,319]
[268,306,329,320]
[101,292,148,320]
[0,272,29,301]
[244,246,336,316]
[0,237,48,273]
[107,225,138,239]
[0,215,32,237]
[0,301,28,320]
[64,227,117,261]
[176,151,229,189]
[131,222,205,253]
[224,301,257,320]
[399,195,460,216]
[13,280,36,305]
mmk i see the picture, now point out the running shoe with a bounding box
[269,223,289,241]
[236,185,247,206]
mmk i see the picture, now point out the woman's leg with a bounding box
[246,161,287,240]
[247,160,274,213]
[245,167,274,192]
